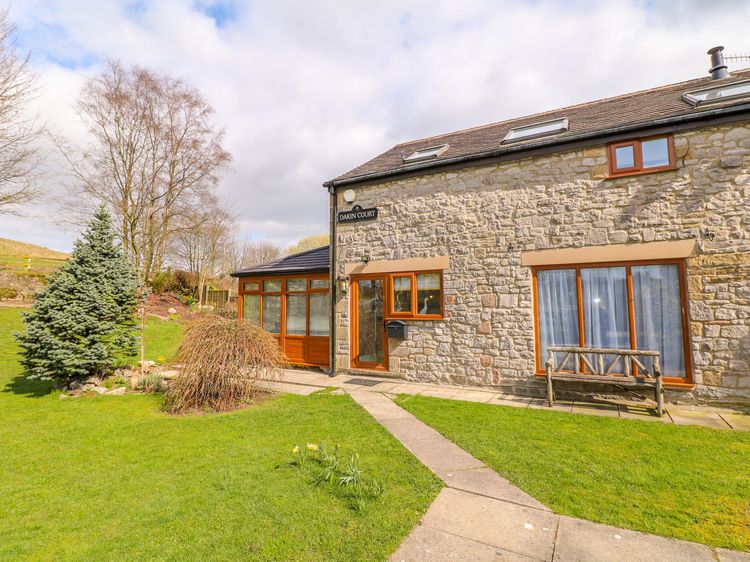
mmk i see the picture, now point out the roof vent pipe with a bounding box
[708,46,730,80]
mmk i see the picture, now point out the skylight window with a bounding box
[683,79,750,106]
[402,144,448,163]
[502,117,569,143]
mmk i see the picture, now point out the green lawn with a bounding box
[120,314,185,366]
[0,308,441,560]
[396,394,750,551]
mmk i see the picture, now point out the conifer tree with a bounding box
[17,205,139,383]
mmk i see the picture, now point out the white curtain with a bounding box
[537,269,580,366]
[581,267,630,370]
[632,265,685,378]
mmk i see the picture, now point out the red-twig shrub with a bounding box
[165,316,285,414]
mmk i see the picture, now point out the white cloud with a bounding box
[3,0,749,252]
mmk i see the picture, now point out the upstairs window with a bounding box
[503,117,568,143]
[402,144,448,163]
[608,135,676,177]
[683,79,750,106]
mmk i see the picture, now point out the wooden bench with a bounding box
[545,346,664,417]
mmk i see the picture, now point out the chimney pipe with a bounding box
[708,46,729,80]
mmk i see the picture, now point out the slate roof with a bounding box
[231,245,330,277]
[327,69,750,186]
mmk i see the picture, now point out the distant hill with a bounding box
[0,238,69,260]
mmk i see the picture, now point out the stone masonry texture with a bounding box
[334,122,750,404]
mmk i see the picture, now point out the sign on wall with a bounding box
[337,205,378,224]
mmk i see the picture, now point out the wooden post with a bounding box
[545,355,554,407]
[654,356,663,418]
[140,302,146,377]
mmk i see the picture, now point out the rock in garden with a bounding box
[139,360,156,372]
[92,386,108,395]
[81,383,95,392]
[68,380,82,391]
[59,393,68,400]
[84,376,101,385]
[167,307,177,315]
[105,387,126,396]
[159,370,179,380]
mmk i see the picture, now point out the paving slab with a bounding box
[397,434,487,473]
[529,399,574,412]
[419,387,461,399]
[280,371,332,386]
[494,549,543,561]
[364,382,401,393]
[489,395,534,408]
[720,413,750,431]
[452,390,498,403]
[553,515,715,562]
[668,409,732,429]
[618,403,668,422]
[389,525,498,562]
[716,547,750,561]
[570,401,621,418]
[393,383,437,395]
[347,391,414,420]
[436,467,549,511]
[422,488,559,561]
[259,381,319,396]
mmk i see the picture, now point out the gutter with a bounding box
[323,103,750,188]
[328,184,337,377]
[229,268,328,278]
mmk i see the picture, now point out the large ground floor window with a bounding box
[532,260,691,382]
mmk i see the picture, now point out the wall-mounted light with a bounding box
[337,275,349,294]
[361,255,370,265]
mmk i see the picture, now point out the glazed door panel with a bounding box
[353,277,387,369]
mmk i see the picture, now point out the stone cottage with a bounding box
[323,54,750,405]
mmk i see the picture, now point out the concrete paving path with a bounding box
[272,369,750,431]
[345,390,749,562]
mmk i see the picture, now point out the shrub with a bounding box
[0,287,18,299]
[164,316,285,413]
[136,373,167,393]
[150,270,173,294]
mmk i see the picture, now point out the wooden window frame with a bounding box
[607,135,677,178]
[531,258,693,386]
[389,274,414,317]
[385,270,444,320]
[237,273,330,339]
[350,274,390,371]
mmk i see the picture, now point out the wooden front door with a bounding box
[352,276,388,370]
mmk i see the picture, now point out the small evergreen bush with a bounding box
[16,206,140,384]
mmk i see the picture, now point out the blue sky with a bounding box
[2,0,749,252]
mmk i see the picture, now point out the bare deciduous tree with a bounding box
[0,9,42,213]
[286,234,329,255]
[235,240,282,269]
[65,60,231,280]
[171,195,235,306]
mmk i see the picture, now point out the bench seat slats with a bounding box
[547,373,657,386]
[545,346,664,417]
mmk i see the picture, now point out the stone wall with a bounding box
[334,122,750,404]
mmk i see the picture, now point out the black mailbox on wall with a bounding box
[386,320,408,339]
